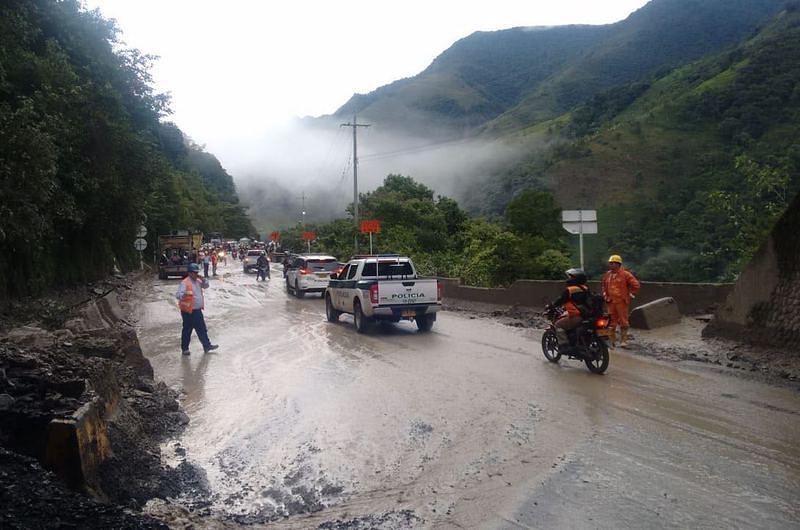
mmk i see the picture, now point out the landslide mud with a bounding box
[136,264,800,528]
[0,274,201,528]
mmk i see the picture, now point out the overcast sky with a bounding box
[84,0,650,169]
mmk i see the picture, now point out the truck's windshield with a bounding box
[361,261,414,277]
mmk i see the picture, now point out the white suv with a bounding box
[285,254,340,298]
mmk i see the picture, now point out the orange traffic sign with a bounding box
[360,220,381,234]
[270,231,280,241]
[302,231,316,241]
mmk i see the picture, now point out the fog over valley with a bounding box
[231,118,528,234]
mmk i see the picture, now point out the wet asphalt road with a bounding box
[136,264,800,528]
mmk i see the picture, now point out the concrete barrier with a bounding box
[439,278,733,315]
[629,297,681,329]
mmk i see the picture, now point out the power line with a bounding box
[359,136,474,162]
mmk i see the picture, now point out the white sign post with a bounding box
[562,210,598,270]
[134,238,147,270]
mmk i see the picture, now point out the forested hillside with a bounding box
[468,4,800,282]
[278,175,571,287]
[318,0,798,286]
[332,0,781,135]
[0,0,254,298]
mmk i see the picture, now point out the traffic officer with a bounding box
[176,263,219,355]
[601,255,640,348]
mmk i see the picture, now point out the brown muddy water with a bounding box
[135,264,800,529]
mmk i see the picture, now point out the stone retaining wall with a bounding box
[439,278,733,315]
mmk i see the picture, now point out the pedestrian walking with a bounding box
[176,263,219,355]
[602,254,640,348]
[202,250,211,277]
[211,250,218,276]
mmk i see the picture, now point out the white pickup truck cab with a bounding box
[325,255,442,332]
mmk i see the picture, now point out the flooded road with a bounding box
[136,264,800,528]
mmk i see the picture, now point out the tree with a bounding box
[0,0,255,298]
[707,155,791,273]
[505,189,564,241]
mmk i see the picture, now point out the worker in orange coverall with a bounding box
[602,255,640,348]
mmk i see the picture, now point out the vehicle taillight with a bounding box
[437,280,443,302]
[595,316,610,329]
[369,283,379,305]
[299,268,310,275]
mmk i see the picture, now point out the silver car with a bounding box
[243,249,266,273]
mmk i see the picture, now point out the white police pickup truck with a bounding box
[325,255,442,332]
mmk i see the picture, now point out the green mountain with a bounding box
[467,5,800,281]
[333,0,782,135]
[335,25,608,133]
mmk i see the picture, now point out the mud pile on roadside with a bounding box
[0,274,204,527]
[445,298,800,387]
[0,447,167,529]
[443,300,548,329]
[625,318,800,385]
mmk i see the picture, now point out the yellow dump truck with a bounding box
[158,231,203,279]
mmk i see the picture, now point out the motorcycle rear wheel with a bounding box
[585,338,610,374]
[541,329,561,363]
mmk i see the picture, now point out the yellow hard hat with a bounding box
[608,254,623,264]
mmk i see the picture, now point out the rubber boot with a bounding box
[620,328,629,348]
[608,328,617,348]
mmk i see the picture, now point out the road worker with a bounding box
[602,255,640,348]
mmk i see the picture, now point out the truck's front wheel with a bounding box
[416,314,435,332]
[353,300,370,333]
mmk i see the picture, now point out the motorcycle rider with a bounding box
[548,268,591,352]
[256,252,270,281]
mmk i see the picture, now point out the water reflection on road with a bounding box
[136,264,800,528]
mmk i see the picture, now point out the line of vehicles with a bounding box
[157,230,278,279]
[281,252,608,373]
[157,232,609,373]
[284,252,610,372]
[284,253,442,333]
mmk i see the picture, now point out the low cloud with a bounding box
[229,117,530,234]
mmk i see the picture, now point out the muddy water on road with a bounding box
[136,266,800,528]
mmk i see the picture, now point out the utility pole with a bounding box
[340,114,370,252]
[300,191,306,227]
[298,191,309,253]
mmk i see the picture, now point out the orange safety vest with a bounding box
[178,276,204,313]
[602,268,640,304]
[564,285,589,317]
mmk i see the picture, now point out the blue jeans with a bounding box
[181,310,211,351]
[203,262,210,276]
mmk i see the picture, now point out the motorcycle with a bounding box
[541,305,611,374]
